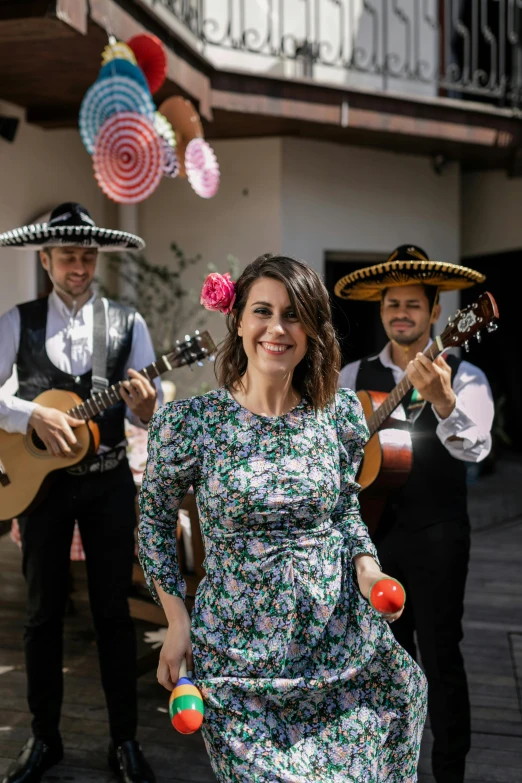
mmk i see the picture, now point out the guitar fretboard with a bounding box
[367,340,441,436]
[67,354,174,421]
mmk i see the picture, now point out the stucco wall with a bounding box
[280,137,461,332]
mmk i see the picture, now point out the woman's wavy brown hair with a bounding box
[216,254,341,410]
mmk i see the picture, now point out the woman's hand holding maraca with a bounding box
[353,554,405,623]
[153,584,193,691]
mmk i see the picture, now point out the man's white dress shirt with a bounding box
[338,341,494,463]
[0,290,163,441]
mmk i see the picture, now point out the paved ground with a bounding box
[0,457,521,782]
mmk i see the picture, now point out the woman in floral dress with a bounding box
[138,255,427,782]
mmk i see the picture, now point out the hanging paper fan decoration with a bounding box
[162,140,179,178]
[101,41,137,66]
[185,138,220,198]
[154,111,176,147]
[97,59,150,93]
[127,33,168,95]
[79,75,155,154]
[93,112,164,204]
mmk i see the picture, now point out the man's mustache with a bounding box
[390,319,415,326]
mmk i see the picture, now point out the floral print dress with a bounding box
[139,387,427,783]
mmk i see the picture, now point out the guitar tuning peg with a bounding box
[185,334,190,342]
[475,332,481,343]
[464,341,470,352]
[208,355,215,363]
[195,329,200,335]
[487,322,498,333]
[197,361,203,367]
[176,339,180,345]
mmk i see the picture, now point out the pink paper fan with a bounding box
[93,112,164,204]
[184,138,220,198]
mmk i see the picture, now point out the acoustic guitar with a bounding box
[356,292,499,533]
[0,331,216,521]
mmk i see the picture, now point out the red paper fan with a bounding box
[127,33,167,95]
[93,112,164,204]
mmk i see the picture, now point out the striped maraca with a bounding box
[169,659,204,734]
[368,577,406,614]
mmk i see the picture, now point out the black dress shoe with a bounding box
[2,737,63,783]
[108,741,155,783]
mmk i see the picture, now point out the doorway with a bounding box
[324,251,388,367]
[460,250,521,452]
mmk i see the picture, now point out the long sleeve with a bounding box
[338,359,361,391]
[331,388,379,563]
[138,399,202,604]
[124,312,164,428]
[432,361,494,462]
[0,306,37,433]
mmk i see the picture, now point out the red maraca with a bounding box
[368,577,406,614]
[169,659,204,734]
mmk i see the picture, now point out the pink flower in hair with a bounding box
[200,272,236,314]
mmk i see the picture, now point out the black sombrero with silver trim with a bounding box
[0,202,145,252]
[334,245,485,302]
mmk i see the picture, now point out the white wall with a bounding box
[0,100,110,317]
[280,138,461,330]
[461,170,522,259]
[140,137,282,398]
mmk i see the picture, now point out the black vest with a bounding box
[16,297,135,449]
[356,352,468,530]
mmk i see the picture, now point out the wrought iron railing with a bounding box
[152,1,522,110]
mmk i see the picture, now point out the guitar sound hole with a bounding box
[31,431,48,452]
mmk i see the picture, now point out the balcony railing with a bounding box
[149,1,522,110]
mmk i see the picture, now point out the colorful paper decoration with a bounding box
[162,140,179,178]
[93,112,164,204]
[154,111,176,147]
[185,138,220,198]
[97,59,150,93]
[101,41,137,66]
[158,96,203,177]
[127,33,168,95]
[80,76,155,155]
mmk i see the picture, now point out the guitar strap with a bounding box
[91,297,109,394]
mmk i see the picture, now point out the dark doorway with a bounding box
[324,253,388,367]
[461,250,520,453]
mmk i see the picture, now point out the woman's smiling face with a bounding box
[237,277,308,379]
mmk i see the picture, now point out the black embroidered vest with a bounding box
[16,297,135,449]
[356,353,468,530]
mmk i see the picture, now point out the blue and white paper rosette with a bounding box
[97,59,150,92]
[79,75,155,155]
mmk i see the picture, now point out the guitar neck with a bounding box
[366,339,442,436]
[67,356,172,421]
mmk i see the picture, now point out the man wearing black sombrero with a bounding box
[0,204,160,783]
[336,246,494,783]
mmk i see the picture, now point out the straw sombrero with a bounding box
[334,245,484,302]
[0,202,145,252]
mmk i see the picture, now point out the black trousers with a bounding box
[17,460,138,745]
[374,517,471,783]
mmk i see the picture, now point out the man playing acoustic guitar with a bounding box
[0,204,161,783]
[336,246,494,783]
